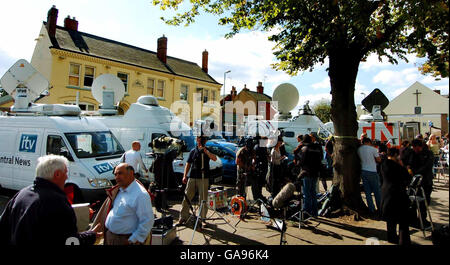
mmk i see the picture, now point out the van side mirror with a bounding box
[60,150,74,162]
[148,142,153,149]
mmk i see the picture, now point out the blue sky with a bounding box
[1,0,448,114]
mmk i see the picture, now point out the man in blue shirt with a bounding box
[177,136,217,227]
[104,163,154,245]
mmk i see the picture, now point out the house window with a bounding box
[147,78,155,95]
[203,89,209,103]
[211,90,216,102]
[69,63,80,86]
[157,80,165,98]
[117,72,129,93]
[180,84,189,101]
[84,66,95,87]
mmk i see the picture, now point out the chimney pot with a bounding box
[157,35,168,64]
[257,81,264,94]
[64,15,78,31]
[231,86,237,100]
[202,50,208,73]
[46,5,58,38]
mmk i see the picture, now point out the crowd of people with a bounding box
[0,131,448,245]
[358,132,449,245]
[234,132,332,219]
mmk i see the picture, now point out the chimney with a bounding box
[64,16,78,31]
[157,35,167,64]
[202,50,208,73]
[433,90,441,95]
[46,5,58,38]
[257,81,264,94]
[231,86,237,101]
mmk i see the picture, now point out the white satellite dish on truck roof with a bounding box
[272,83,299,120]
[91,74,125,115]
[0,59,49,111]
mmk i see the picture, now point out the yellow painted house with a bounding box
[2,6,222,125]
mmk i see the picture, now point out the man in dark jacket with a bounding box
[0,155,100,245]
[298,134,323,217]
[407,139,435,227]
[252,136,269,202]
[380,148,411,245]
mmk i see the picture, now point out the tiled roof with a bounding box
[48,23,220,85]
[242,90,272,102]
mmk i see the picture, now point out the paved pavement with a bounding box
[1,176,448,245]
[160,177,449,246]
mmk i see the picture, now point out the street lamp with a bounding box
[223,70,231,99]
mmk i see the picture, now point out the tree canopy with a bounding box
[153,0,449,212]
[312,100,332,123]
[154,0,448,78]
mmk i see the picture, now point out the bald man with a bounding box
[104,163,154,245]
[120,141,148,177]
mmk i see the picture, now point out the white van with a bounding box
[0,106,124,203]
[89,96,223,186]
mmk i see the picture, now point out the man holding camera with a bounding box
[177,136,217,227]
[236,138,255,199]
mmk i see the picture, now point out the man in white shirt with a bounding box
[357,137,382,214]
[121,141,148,177]
[104,163,154,245]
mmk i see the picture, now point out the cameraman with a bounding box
[236,138,254,198]
[177,136,217,227]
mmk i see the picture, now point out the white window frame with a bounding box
[83,66,95,87]
[69,63,81,87]
[157,80,165,99]
[117,72,129,93]
[211,90,216,102]
[147,78,155,95]
[203,89,209,103]
[180,84,189,101]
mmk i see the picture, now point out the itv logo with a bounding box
[93,162,114,174]
[19,134,38,153]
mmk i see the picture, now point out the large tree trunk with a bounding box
[329,47,367,213]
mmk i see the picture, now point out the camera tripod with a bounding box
[188,150,236,245]
[287,179,322,230]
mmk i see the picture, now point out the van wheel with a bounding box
[64,184,84,204]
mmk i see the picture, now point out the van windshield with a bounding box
[65,131,124,159]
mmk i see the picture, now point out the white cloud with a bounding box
[167,31,292,96]
[361,54,391,70]
[361,53,420,71]
[312,78,330,90]
[372,68,420,87]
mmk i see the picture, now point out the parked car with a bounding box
[206,141,238,183]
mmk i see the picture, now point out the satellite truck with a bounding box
[244,83,332,154]
[83,74,223,188]
[0,60,125,204]
[324,88,401,148]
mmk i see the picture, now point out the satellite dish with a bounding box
[0,59,49,110]
[272,83,299,120]
[91,74,125,115]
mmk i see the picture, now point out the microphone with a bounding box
[272,182,296,208]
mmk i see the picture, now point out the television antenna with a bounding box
[0,59,49,111]
[91,74,125,115]
[272,83,299,121]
